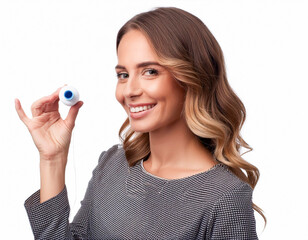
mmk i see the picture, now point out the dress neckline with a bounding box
[139,159,224,182]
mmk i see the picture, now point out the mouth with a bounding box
[128,103,157,119]
[129,104,157,113]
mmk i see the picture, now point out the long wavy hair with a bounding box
[116,7,266,225]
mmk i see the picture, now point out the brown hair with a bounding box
[116,7,266,225]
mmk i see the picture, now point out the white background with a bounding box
[1,0,307,239]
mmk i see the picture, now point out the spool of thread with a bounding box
[59,86,80,106]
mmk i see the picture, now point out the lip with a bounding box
[129,104,156,119]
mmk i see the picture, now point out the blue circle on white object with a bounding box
[59,85,79,106]
[64,90,73,100]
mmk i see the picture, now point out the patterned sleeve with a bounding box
[207,182,258,240]
[24,151,106,240]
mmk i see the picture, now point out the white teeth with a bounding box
[130,104,155,113]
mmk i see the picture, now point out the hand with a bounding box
[15,86,83,163]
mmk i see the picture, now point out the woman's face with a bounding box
[115,30,185,133]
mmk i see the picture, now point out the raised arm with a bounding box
[15,86,83,202]
[16,87,86,239]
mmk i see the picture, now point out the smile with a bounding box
[130,104,156,113]
[128,104,157,120]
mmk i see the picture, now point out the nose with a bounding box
[123,74,142,99]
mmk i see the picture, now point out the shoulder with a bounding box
[212,165,254,213]
[97,143,125,163]
[205,165,257,238]
[93,143,127,175]
[213,164,252,196]
[213,177,253,214]
[189,163,253,203]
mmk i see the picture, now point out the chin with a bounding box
[129,122,155,133]
[130,126,150,133]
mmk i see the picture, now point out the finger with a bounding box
[15,98,30,126]
[49,86,64,102]
[31,86,63,117]
[65,101,84,129]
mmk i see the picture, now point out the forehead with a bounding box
[117,30,158,65]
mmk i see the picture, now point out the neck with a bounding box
[147,117,213,170]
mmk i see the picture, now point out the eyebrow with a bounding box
[115,61,161,70]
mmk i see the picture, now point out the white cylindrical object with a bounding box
[59,86,80,106]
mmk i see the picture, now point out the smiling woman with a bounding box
[17,6,264,240]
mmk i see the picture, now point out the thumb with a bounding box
[65,101,84,129]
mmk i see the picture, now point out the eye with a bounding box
[116,72,129,80]
[144,68,158,76]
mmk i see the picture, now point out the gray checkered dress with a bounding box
[25,144,258,239]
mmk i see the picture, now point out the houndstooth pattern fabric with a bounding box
[24,144,258,239]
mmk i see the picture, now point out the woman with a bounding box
[15,7,265,239]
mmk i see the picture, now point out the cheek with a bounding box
[142,81,160,96]
[143,80,167,102]
[115,85,124,105]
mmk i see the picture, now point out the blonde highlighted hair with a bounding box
[116,7,266,225]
